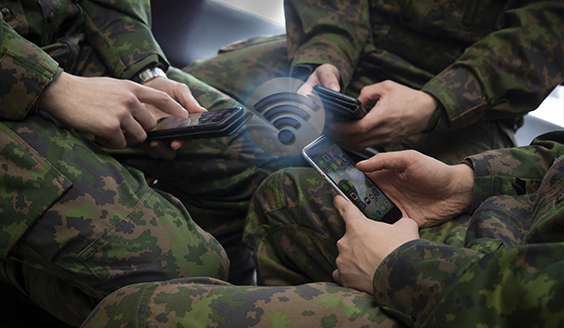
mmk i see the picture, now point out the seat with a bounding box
[151,0,285,68]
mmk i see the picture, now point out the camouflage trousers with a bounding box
[0,65,304,326]
[80,163,538,327]
[184,35,517,165]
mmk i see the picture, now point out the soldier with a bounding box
[0,0,302,326]
[81,131,563,327]
[186,0,564,164]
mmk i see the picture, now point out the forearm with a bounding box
[421,1,564,131]
[80,0,169,80]
[0,20,61,120]
[463,131,564,210]
[373,240,563,327]
[285,0,371,86]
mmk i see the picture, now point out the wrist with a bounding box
[133,67,167,84]
[452,163,475,212]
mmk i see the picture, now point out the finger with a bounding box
[332,269,341,284]
[142,140,177,160]
[130,102,158,131]
[137,87,188,119]
[327,120,356,136]
[120,114,148,144]
[316,64,340,91]
[356,150,417,173]
[95,133,126,149]
[297,82,314,97]
[319,72,340,92]
[171,139,195,151]
[173,83,206,115]
[357,84,383,106]
[333,195,363,222]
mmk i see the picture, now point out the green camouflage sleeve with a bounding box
[464,131,564,210]
[372,131,564,327]
[373,240,563,327]
[285,0,371,85]
[80,0,169,79]
[421,1,564,131]
[0,18,61,120]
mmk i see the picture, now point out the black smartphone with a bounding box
[146,107,245,141]
[312,85,367,120]
[302,135,402,223]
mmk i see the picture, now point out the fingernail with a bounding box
[171,143,181,150]
[150,141,159,147]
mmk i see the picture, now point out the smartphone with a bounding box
[146,107,245,141]
[302,135,402,223]
[312,85,367,120]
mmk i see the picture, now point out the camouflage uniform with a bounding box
[81,131,563,327]
[185,0,564,164]
[0,0,301,325]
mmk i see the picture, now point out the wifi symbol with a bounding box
[253,92,319,145]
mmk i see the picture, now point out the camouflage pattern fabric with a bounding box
[81,132,563,327]
[185,0,564,163]
[0,0,302,325]
[81,277,404,328]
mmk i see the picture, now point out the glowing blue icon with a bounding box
[253,92,319,145]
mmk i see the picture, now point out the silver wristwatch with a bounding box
[133,67,167,84]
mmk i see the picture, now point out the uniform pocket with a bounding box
[0,124,72,258]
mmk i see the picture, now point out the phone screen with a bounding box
[303,136,400,223]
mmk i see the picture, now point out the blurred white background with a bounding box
[217,0,563,127]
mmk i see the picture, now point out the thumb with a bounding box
[332,269,341,284]
[334,195,363,222]
[319,74,340,92]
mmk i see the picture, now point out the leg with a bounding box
[81,278,404,328]
[1,114,228,326]
[122,68,307,285]
[183,35,290,105]
[243,168,343,286]
[242,167,513,287]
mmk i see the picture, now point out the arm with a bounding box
[374,240,563,327]
[422,1,564,132]
[80,0,168,79]
[0,19,61,120]
[464,131,564,210]
[285,0,371,87]
[77,0,204,154]
[334,132,564,326]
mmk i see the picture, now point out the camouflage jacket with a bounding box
[374,131,564,327]
[0,0,168,121]
[0,0,167,258]
[285,0,564,132]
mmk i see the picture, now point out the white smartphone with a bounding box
[302,135,402,223]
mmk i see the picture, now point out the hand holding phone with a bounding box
[312,85,367,120]
[146,107,245,141]
[302,135,402,223]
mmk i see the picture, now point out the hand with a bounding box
[327,80,438,149]
[357,150,475,227]
[141,77,207,159]
[332,195,419,294]
[38,72,188,149]
[304,64,341,91]
[142,77,206,116]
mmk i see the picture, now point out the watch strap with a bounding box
[133,67,167,84]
